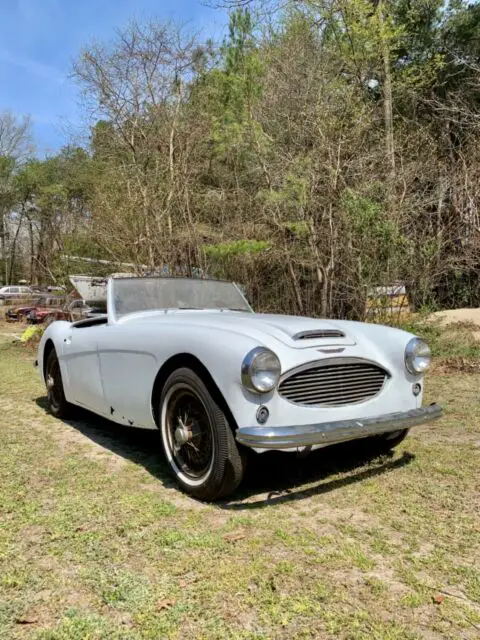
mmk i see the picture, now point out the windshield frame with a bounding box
[108,276,253,323]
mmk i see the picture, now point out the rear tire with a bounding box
[45,349,72,419]
[159,368,245,501]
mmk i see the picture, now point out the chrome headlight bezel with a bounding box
[241,347,281,393]
[405,337,431,375]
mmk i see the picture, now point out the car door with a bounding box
[61,324,108,415]
[97,324,159,428]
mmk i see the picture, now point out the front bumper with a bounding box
[236,403,442,450]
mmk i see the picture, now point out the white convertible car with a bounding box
[37,277,441,500]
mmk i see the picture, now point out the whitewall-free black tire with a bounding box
[45,349,72,419]
[159,368,244,501]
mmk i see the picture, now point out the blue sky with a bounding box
[0,0,226,155]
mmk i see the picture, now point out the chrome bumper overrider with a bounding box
[236,404,442,450]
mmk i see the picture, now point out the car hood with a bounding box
[120,310,357,349]
[9,302,37,312]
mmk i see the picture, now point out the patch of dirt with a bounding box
[431,308,480,327]
[431,357,480,374]
[47,418,130,471]
[137,481,209,511]
[430,308,480,346]
[0,397,17,412]
[16,587,95,633]
[19,524,47,547]
[36,555,65,573]
[328,564,410,601]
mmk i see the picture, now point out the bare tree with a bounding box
[73,21,203,270]
[0,111,33,283]
[57,5,480,316]
[0,111,32,159]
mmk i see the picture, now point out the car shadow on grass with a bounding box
[35,396,176,488]
[223,448,414,509]
[35,396,415,507]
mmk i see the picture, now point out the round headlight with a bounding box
[405,338,431,375]
[241,347,281,393]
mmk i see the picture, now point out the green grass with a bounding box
[397,315,480,359]
[0,330,479,639]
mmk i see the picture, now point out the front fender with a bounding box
[189,323,426,438]
[37,321,73,384]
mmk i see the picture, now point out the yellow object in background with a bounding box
[366,285,411,315]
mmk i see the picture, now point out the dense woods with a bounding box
[1,0,480,318]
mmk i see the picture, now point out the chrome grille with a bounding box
[278,360,388,406]
[293,330,345,340]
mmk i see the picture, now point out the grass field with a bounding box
[0,325,479,639]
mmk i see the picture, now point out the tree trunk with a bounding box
[378,1,395,210]
[7,207,25,284]
[0,210,7,284]
[319,265,329,318]
[308,217,333,318]
[27,216,35,284]
[285,244,304,314]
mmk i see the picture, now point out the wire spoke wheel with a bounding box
[164,385,214,481]
[159,368,245,500]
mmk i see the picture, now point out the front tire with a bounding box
[159,368,244,501]
[369,429,409,453]
[45,349,72,419]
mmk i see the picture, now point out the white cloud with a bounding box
[0,48,65,84]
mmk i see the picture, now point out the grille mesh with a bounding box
[278,360,388,406]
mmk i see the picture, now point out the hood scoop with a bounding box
[293,329,345,341]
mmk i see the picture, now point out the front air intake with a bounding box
[278,359,389,407]
[293,330,345,340]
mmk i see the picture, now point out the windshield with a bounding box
[112,278,252,318]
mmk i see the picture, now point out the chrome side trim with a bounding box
[236,404,442,449]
